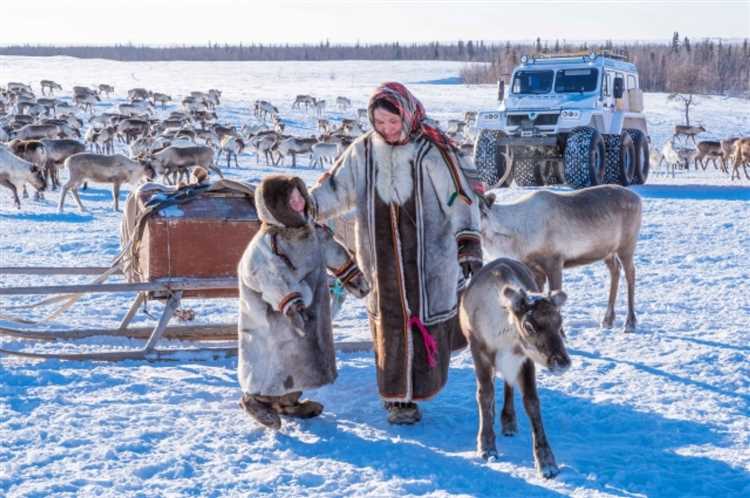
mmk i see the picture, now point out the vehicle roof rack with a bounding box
[521,51,630,64]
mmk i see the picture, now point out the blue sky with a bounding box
[2,0,748,45]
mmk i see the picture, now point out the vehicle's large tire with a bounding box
[625,128,650,184]
[603,132,636,185]
[563,127,606,189]
[473,130,511,188]
[513,158,543,186]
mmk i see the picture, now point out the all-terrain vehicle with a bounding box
[473,51,650,189]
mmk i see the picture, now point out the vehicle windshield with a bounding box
[511,70,554,94]
[554,68,599,93]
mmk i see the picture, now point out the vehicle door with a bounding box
[600,70,618,131]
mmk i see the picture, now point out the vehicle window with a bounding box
[602,72,609,96]
[627,74,637,89]
[511,70,554,94]
[554,68,599,93]
[602,71,614,97]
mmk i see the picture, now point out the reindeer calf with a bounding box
[460,258,570,478]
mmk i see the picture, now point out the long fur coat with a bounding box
[310,132,483,401]
[238,176,367,396]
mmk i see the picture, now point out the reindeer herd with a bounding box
[0,78,487,214]
[653,124,750,181]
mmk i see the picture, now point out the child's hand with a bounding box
[285,302,308,338]
[345,273,370,299]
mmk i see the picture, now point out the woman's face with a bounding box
[372,107,403,144]
[288,187,306,214]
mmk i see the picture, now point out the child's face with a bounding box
[289,187,306,214]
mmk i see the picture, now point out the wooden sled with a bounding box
[0,182,368,362]
[0,266,371,361]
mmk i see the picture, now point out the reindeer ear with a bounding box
[550,290,567,308]
[501,285,526,314]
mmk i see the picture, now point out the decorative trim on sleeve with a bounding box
[456,230,483,263]
[278,292,303,314]
[329,259,359,284]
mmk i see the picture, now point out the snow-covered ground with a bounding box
[1,56,749,497]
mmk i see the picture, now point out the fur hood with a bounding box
[255,175,313,229]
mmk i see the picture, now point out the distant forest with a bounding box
[1,33,747,95]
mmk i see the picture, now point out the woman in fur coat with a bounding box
[238,175,370,430]
[310,82,484,424]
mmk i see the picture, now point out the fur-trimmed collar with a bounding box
[260,222,313,240]
[371,132,416,205]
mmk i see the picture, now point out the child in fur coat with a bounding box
[237,175,370,430]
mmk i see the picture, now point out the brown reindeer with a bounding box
[673,124,705,145]
[694,140,725,172]
[58,153,155,212]
[730,138,750,181]
[460,258,570,478]
[39,139,86,190]
[40,79,62,95]
[480,185,642,333]
[145,145,223,184]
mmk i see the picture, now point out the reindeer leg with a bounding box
[542,258,563,292]
[601,255,621,329]
[113,182,121,212]
[501,381,518,436]
[70,187,87,213]
[22,184,29,199]
[469,339,498,460]
[518,359,558,478]
[1,179,21,209]
[208,165,224,179]
[57,182,71,212]
[528,264,548,293]
[618,250,637,333]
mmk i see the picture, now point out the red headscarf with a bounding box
[367,81,481,200]
[367,82,455,151]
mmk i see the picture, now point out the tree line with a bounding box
[1,33,747,95]
[460,34,750,96]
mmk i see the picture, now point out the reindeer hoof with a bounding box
[538,461,560,479]
[479,447,498,461]
[535,447,559,478]
[600,317,614,329]
[501,421,518,437]
[502,428,518,437]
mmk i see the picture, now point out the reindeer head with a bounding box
[142,163,157,182]
[28,165,47,192]
[501,286,570,374]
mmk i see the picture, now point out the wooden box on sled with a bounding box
[135,189,260,299]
